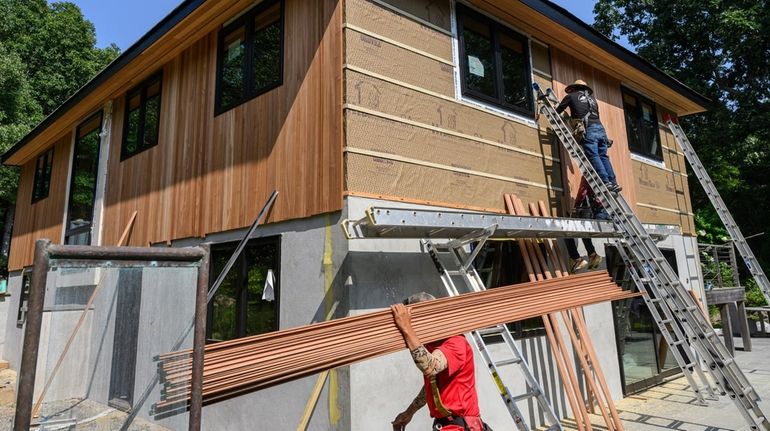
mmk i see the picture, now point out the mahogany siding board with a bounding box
[8,133,71,270]
[100,0,343,248]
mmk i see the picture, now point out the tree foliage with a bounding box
[0,0,119,273]
[593,0,770,278]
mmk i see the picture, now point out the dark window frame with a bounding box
[121,71,163,161]
[456,3,534,117]
[206,235,281,343]
[214,0,285,115]
[621,87,663,161]
[31,148,54,203]
[64,110,103,245]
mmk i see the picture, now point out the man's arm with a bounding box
[555,94,571,114]
[392,388,426,431]
[391,304,449,377]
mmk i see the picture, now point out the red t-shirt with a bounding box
[423,335,480,418]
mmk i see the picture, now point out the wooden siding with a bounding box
[343,0,563,214]
[9,133,71,270]
[100,0,343,248]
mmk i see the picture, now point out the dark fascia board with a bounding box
[1,0,207,166]
[523,0,712,110]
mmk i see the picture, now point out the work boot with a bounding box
[569,257,588,273]
[588,252,603,269]
[606,182,622,194]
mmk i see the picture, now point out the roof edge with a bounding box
[524,0,711,111]
[1,0,207,166]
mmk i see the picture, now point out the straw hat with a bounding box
[565,79,593,94]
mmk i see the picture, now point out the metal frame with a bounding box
[13,239,209,431]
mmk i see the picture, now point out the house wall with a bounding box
[6,0,344,271]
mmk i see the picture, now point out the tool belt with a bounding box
[432,416,492,431]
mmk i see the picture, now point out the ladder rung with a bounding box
[477,327,506,336]
[512,390,539,403]
[494,357,523,367]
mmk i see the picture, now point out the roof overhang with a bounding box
[469,0,710,116]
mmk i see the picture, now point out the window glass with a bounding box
[457,5,533,116]
[124,93,142,156]
[220,26,247,109]
[144,81,162,148]
[208,237,280,343]
[32,149,54,203]
[217,0,283,114]
[66,113,102,245]
[622,88,662,160]
[122,73,162,160]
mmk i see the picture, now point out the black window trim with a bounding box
[31,148,54,204]
[456,2,535,118]
[214,0,285,116]
[120,71,164,161]
[206,234,281,343]
[621,86,664,162]
[64,110,103,245]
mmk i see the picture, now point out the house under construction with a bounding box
[2,0,763,430]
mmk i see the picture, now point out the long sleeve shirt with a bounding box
[555,91,601,125]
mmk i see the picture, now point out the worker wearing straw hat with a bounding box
[556,79,622,194]
[391,293,490,431]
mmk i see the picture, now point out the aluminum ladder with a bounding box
[667,118,770,306]
[533,83,769,430]
[422,228,562,431]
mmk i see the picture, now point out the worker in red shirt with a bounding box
[390,292,489,431]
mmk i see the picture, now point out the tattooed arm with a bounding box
[391,304,449,377]
[392,388,426,431]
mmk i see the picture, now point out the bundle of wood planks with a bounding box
[505,194,624,431]
[156,271,634,408]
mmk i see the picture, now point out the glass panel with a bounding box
[252,19,281,92]
[244,242,278,336]
[462,15,496,98]
[220,26,246,108]
[210,249,239,342]
[66,114,102,245]
[124,93,141,156]
[641,102,659,157]
[620,298,658,384]
[143,89,161,149]
[500,32,529,110]
[622,93,642,153]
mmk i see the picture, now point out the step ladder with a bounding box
[667,117,770,306]
[533,83,770,430]
[422,227,562,431]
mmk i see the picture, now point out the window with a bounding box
[16,270,31,327]
[65,112,103,245]
[457,4,533,116]
[622,88,662,160]
[122,73,162,160]
[207,236,280,342]
[32,149,54,203]
[215,0,283,114]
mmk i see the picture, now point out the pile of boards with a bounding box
[157,269,634,408]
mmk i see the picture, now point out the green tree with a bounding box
[0,0,119,273]
[593,0,770,286]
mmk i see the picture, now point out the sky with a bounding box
[65,0,613,51]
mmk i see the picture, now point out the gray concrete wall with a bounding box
[0,293,9,360]
[3,271,25,370]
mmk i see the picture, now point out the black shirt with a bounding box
[555,91,601,124]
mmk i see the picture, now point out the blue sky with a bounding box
[65,0,621,51]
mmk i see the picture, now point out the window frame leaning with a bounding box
[214,0,285,115]
[456,3,535,118]
[120,71,163,161]
[31,148,54,203]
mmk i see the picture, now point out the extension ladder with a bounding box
[533,83,769,430]
[422,229,562,431]
[667,118,770,306]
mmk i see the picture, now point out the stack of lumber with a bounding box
[156,271,634,407]
[505,194,624,431]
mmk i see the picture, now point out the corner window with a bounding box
[16,270,31,327]
[32,149,54,203]
[122,72,162,160]
[215,0,283,114]
[207,236,280,342]
[457,4,533,116]
[622,88,662,160]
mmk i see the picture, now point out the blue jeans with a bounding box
[581,123,616,184]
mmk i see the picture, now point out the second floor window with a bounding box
[122,73,162,160]
[216,0,283,114]
[622,88,662,160]
[457,4,533,117]
[32,148,54,203]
